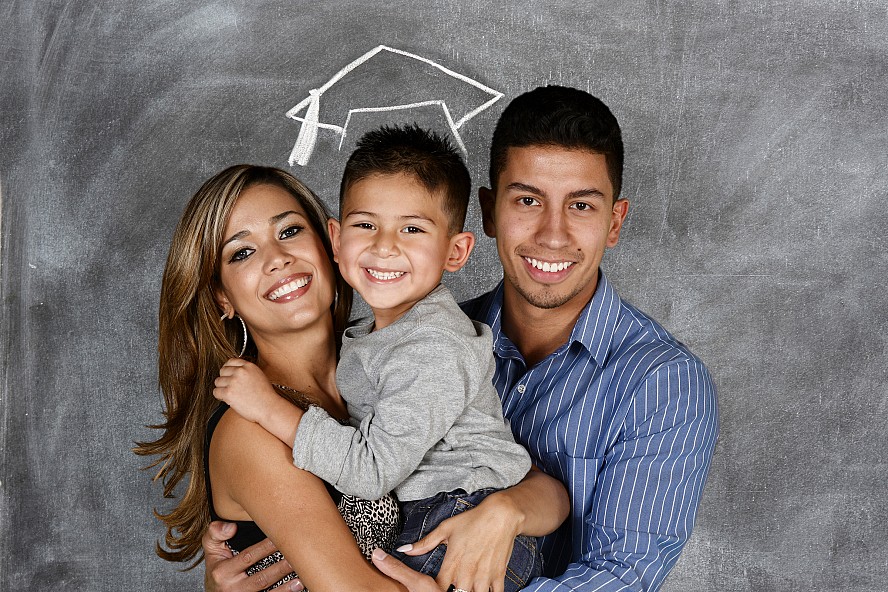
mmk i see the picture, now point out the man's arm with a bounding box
[203,522,301,592]
[396,466,570,592]
[525,358,718,591]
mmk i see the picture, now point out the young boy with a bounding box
[214,125,544,590]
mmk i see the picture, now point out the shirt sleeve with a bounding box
[525,358,719,591]
[292,328,476,500]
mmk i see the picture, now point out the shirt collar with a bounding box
[479,270,621,368]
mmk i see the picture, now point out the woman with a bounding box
[138,165,568,592]
[136,164,406,590]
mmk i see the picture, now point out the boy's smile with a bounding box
[330,172,474,330]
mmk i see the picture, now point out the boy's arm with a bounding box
[292,330,479,500]
[214,358,302,447]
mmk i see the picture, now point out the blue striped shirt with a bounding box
[462,272,718,591]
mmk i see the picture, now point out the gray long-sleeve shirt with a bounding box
[292,284,531,501]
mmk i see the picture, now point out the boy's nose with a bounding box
[372,231,400,257]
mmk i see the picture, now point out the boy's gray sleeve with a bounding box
[291,328,474,500]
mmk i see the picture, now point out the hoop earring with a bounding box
[220,313,249,358]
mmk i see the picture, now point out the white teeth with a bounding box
[367,269,405,281]
[525,258,573,273]
[268,276,311,300]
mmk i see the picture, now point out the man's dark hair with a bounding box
[340,124,471,234]
[489,85,624,199]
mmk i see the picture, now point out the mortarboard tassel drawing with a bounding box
[286,45,504,167]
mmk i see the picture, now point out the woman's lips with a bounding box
[266,274,312,301]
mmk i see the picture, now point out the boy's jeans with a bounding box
[390,488,543,592]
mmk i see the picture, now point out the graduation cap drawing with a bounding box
[286,45,504,166]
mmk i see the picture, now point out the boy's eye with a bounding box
[353,222,375,230]
[280,225,303,239]
[229,247,254,263]
[402,226,424,234]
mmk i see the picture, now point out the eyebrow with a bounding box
[344,210,438,224]
[506,182,605,200]
[222,210,303,247]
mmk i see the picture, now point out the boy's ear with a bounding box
[444,231,475,273]
[478,187,496,238]
[327,217,341,262]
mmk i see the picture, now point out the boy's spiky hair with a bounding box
[340,124,471,234]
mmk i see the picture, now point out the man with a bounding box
[204,86,718,591]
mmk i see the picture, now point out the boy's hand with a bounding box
[214,359,279,426]
[214,358,305,448]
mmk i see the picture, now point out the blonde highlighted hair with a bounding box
[134,165,351,566]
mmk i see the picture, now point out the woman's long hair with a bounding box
[134,165,352,567]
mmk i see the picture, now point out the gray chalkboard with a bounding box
[2,1,886,590]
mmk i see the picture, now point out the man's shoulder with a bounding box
[459,287,498,323]
[611,297,710,378]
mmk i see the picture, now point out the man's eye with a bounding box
[280,225,303,239]
[519,197,538,206]
[229,248,253,263]
[572,202,590,211]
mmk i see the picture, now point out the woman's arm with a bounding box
[398,467,570,592]
[210,410,408,592]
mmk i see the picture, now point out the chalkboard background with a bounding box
[2,1,886,590]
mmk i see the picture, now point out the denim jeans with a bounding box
[390,488,543,592]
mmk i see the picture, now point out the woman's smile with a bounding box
[266,273,312,301]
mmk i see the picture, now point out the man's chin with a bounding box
[515,285,579,310]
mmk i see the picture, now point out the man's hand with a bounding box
[396,494,521,592]
[203,521,302,592]
[371,549,440,592]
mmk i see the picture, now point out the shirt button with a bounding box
[517,384,526,394]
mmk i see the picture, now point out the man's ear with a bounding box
[606,198,630,248]
[478,187,496,238]
[327,217,342,262]
[444,231,476,273]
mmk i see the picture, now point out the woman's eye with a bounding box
[229,248,253,263]
[280,225,303,239]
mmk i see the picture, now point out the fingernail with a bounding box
[372,548,388,560]
[289,582,304,592]
[222,522,235,535]
[396,544,413,552]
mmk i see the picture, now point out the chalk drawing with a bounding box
[286,45,503,166]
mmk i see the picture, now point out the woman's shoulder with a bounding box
[211,406,292,465]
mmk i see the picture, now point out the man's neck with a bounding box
[500,285,592,368]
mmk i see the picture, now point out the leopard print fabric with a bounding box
[229,491,401,591]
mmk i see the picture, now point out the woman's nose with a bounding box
[264,244,294,272]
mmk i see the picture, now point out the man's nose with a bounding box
[536,207,569,249]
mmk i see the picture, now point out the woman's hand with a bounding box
[371,549,442,592]
[203,521,302,592]
[396,494,520,592]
